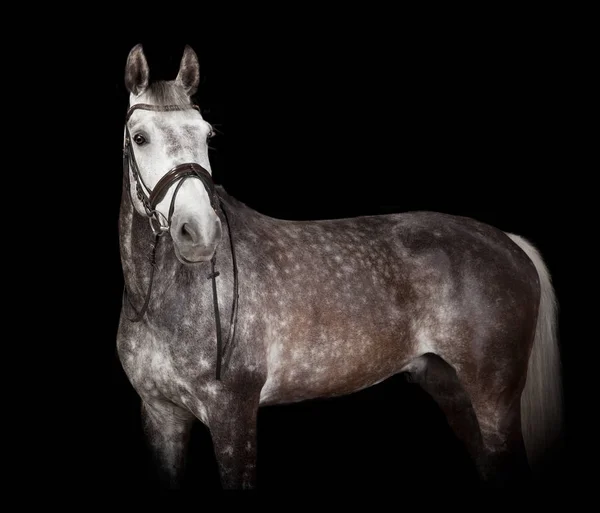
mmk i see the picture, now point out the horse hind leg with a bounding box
[459,369,532,488]
[408,352,531,488]
[405,354,484,483]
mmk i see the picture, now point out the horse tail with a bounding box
[506,233,564,474]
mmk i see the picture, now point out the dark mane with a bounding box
[216,185,252,214]
[146,80,191,108]
[215,185,258,229]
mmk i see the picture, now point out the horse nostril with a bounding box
[180,222,200,244]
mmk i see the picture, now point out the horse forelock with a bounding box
[143,80,192,108]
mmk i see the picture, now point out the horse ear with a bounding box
[125,44,150,96]
[176,45,200,96]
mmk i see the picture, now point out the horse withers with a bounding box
[116,43,564,489]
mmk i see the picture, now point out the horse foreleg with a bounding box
[208,393,260,490]
[141,399,195,490]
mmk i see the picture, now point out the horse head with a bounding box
[124,44,221,264]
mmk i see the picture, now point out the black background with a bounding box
[23,10,581,495]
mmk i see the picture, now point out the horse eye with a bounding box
[133,134,146,145]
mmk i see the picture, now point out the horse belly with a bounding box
[258,320,417,405]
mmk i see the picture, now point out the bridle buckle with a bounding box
[148,210,169,236]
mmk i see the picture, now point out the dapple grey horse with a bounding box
[116,44,564,489]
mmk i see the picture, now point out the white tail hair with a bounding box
[506,233,564,473]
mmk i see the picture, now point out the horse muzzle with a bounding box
[171,212,222,264]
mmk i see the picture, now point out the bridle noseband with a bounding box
[122,102,238,381]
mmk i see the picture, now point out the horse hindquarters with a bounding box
[411,234,563,487]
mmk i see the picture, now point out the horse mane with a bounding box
[216,185,250,213]
[145,80,192,108]
[216,185,259,227]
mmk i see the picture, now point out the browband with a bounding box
[125,103,200,122]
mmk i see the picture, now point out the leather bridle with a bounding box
[122,102,238,380]
[123,103,219,235]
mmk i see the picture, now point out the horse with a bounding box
[116,43,564,490]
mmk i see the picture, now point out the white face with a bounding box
[126,91,222,264]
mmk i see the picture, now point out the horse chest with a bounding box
[120,327,202,407]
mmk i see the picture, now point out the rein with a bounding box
[122,102,238,381]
